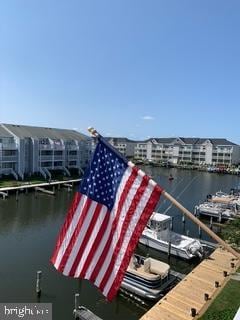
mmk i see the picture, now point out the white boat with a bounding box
[121,254,179,301]
[194,202,236,221]
[73,306,102,320]
[206,191,240,211]
[139,212,203,260]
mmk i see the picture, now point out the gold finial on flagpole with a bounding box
[88,127,100,137]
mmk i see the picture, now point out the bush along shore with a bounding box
[220,217,240,250]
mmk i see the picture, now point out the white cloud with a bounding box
[141,116,154,120]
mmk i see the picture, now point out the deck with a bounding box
[140,247,240,320]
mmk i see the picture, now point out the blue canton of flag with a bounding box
[80,141,128,210]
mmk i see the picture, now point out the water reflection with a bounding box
[0,168,239,320]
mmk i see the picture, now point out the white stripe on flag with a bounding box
[63,200,98,275]
[54,195,87,269]
[75,205,108,277]
[94,169,143,287]
[84,167,133,280]
[103,180,155,296]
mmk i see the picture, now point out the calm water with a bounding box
[0,168,239,320]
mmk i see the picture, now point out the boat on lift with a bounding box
[194,202,236,221]
[139,212,203,260]
[120,254,180,301]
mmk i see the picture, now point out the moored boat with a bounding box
[73,306,102,320]
[139,212,203,259]
[194,202,236,221]
[121,254,179,301]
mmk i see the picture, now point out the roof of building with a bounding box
[106,137,139,143]
[150,138,177,144]
[179,137,237,146]
[1,124,90,141]
[0,126,14,138]
[114,136,238,146]
[208,138,237,146]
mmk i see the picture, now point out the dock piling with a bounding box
[198,225,202,238]
[167,242,171,257]
[0,191,8,200]
[190,308,197,317]
[210,216,213,229]
[35,187,55,196]
[218,213,222,223]
[36,271,42,297]
[182,215,185,224]
[74,293,80,318]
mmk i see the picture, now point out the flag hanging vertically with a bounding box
[51,136,162,301]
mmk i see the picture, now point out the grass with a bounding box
[200,279,240,320]
[220,217,240,248]
[0,174,81,188]
[0,178,45,188]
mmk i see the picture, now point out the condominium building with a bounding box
[109,136,240,166]
[0,124,91,180]
[107,137,136,158]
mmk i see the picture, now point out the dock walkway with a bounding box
[0,179,81,193]
[140,247,240,320]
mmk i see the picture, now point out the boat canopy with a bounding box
[150,212,172,223]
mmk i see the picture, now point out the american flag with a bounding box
[51,137,162,301]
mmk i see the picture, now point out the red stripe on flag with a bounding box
[79,209,111,278]
[58,197,92,272]
[107,184,162,300]
[68,203,103,276]
[99,175,150,292]
[50,192,82,265]
[89,167,138,283]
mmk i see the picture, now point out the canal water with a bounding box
[0,167,239,320]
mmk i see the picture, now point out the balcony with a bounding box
[0,143,18,150]
[39,144,52,150]
[1,156,18,162]
[67,145,79,151]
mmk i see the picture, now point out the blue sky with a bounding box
[0,0,240,143]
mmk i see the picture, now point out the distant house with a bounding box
[107,137,136,158]
[0,123,91,180]
[107,136,240,166]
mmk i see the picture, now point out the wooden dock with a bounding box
[140,247,240,320]
[0,179,81,193]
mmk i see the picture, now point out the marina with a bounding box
[0,167,240,319]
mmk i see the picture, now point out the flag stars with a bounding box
[80,141,127,210]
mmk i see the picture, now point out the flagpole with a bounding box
[87,127,240,259]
